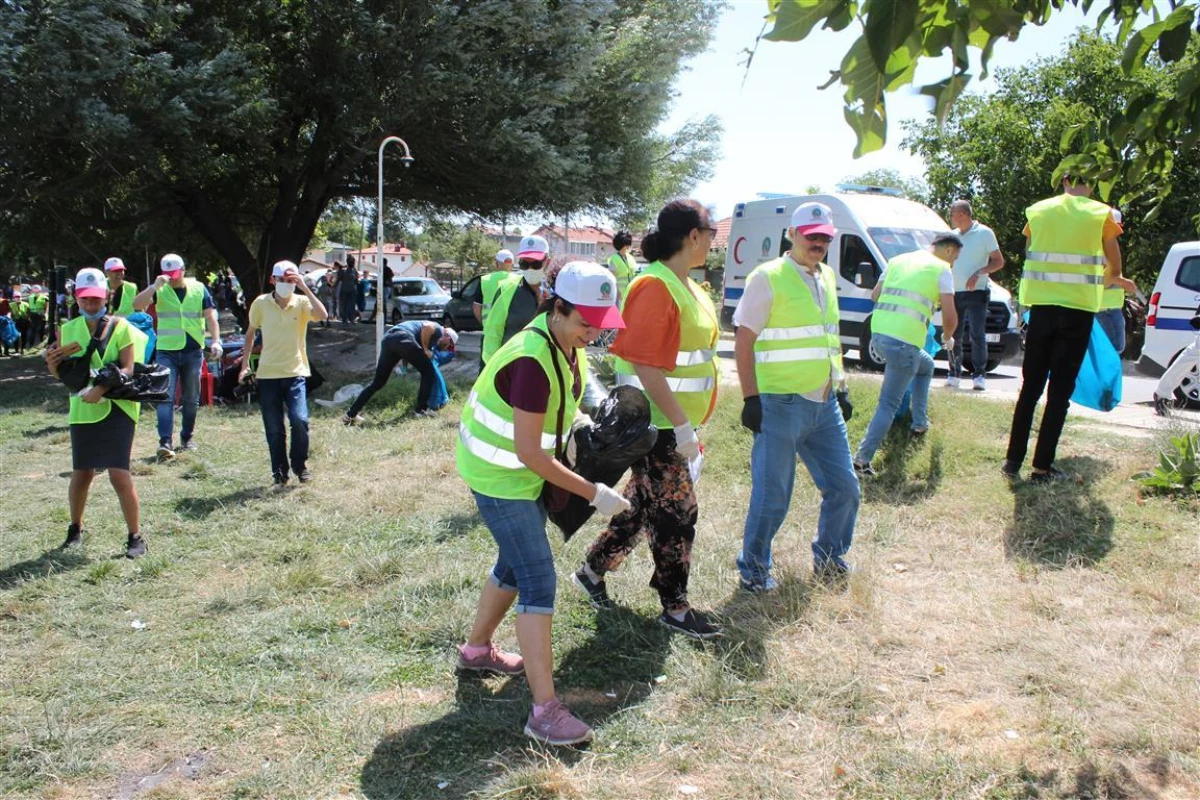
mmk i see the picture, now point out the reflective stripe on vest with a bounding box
[1020,194,1111,313]
[457,313,584,500]
[748,258,842,394]
[869,250,947,349]
[612,262,719,428]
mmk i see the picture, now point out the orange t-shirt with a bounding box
[609,278,679,370]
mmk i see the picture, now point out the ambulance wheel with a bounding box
[860,323,885,371]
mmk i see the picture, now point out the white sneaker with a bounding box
[972,376,986,391]
[944,376,959,389]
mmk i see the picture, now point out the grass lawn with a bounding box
[1,356,1197,799]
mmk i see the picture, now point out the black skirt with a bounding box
[70,408,135,471]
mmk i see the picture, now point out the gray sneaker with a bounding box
[524,699,593,746]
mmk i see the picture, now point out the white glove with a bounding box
[208,342,223,360]
[673,423,701,461]
[943,337,955,353]
[590,482,631,516]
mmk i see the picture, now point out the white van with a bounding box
[721,188,1022,370]
[1135,241,1200,403]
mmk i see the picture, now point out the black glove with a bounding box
[836,388,853,422]
[741,395,762,433]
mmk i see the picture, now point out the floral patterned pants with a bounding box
[584,434,696,614]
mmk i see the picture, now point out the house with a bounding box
[479,227,525,254]
[303,242,352,267]
[531,224,617,262]
[347,243,413,273]
[298,258,327,275]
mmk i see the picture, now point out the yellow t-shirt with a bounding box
[248,293,313,379]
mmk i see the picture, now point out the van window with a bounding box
[840,234,878,283]
[868,228,943,261]
[1176,256,1200,292]
[779,229,792,257]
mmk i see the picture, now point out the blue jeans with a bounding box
[1096,308,1126,354]
[472,492,555,615]
[156,347,202,446]
[738,394,860,582]
[257,377,309,479]
[951,290,989,378]
[855,334,934,464]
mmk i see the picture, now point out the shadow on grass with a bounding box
[435,512,482,542]
[360,607,672,800]
[1004,456,1114,567]
[21,424,69,439]
[0,548,88,590]
[173,487,273,520]
[713,571,814,681]
[862,428,943,506]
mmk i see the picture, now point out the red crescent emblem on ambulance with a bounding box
[733,236,746,265]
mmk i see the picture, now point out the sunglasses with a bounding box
[802,233,833,244]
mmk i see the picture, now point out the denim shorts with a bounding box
[472,491,555,615]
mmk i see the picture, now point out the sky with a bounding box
[667,0,1100,218]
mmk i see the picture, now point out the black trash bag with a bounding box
[548,385,658,540]
[93,362,171,403]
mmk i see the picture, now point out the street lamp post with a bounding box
[376,136,415,361]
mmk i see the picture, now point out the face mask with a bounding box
[275,282,295,299]
[522,269,544,285]
[83,307,106,321]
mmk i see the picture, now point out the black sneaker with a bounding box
[1154,395,1172,417]
[1001,460,1021,480]
[297,470,312,484]
[180,439,198,452]
[272,473,289,489]
[125,534,146,559]
[572,568,615,610]
[657,609,722,639]
[157,442,176,461]
[853,461,876,478]
[1029,466,1075,485]
[738,576,778,594]
[814,560,852,586]
[61,523,83,549]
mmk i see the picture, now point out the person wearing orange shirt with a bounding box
[572,199,723,639]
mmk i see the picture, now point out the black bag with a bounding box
[56,317,114,393]
[549,385,658,540]
[93,362,171,403]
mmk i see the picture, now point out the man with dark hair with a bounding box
[1003,174,1135,483]
[946,200,1004,390]
[853,234,961,475]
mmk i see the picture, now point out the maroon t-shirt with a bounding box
[495,354,581,413]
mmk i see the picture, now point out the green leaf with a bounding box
[1122,6,1195,74]
[864,0,919,72]
[1156,8,1194,63]
[919,72,972,126]
[844,101,888,157]
[764,0,841,42]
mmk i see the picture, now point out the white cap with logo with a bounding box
[516,235,550,261]
[103,257,126,272]
[74,268,108,299]
[496,249,514,264]
[553,261,625,329]
[272,260,299,278]
[790,202,836,237]
[160,253,185,275]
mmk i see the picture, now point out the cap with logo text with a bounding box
[103,257,126,272]
[516,235,550,261]
[74,267,108,299]
[791,202,836,238]
[160,253,185,276]
[552,261,625,329]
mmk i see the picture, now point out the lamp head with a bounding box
[401,156,415,169]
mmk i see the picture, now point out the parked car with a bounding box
[442,275,483,332]
[363,276,450,324]
[1136,241,1200,407]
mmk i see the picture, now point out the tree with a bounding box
[839,168,929,204]
[614,116,724,231]
[0,0,722,298]
[760,0,1200,217]
[902,31,1200,288]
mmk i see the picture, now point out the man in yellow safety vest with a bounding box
[1003,174,1136,483]
[104,257,138,317]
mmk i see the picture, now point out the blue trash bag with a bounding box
[126,312,157,363]
[895,323,943,422]
[428,348,455,410]
[0,316,18,346]
[1070,317,1123,412]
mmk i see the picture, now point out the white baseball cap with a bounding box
[272,260,299,278]
[553,261,625,329]
[791,202,836,237]
[496,249,514,264]
[444,327,459,345]
[103,257,126,272]
[160,253,185,275]
[516,235,550,261]
[74,268,108,299]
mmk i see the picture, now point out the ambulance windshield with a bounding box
[868,228,945,262]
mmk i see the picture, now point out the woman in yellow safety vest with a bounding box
[607,230,636,307]
[456,261,627,746]
[44,268,148,558]
[573,199,723,640]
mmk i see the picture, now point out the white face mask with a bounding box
[275,281,296,299]
[522,269,544,285]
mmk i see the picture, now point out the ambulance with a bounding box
[721,187,1022,371]
[1135,241,1200,406]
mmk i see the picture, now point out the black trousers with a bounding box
[1005,304,1094,471]
[346,332,437,417]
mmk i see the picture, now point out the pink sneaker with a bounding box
[524,699,594,746]
[457,643,524,675]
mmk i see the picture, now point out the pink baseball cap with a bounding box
[553,261,625,329]
[74,268,108,299]
[791,202,836,238]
